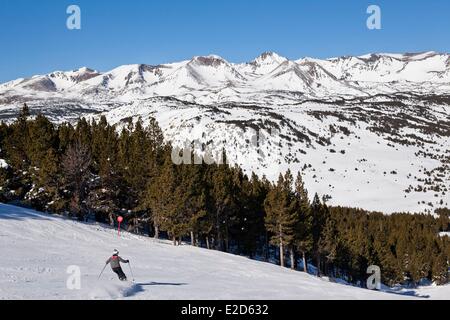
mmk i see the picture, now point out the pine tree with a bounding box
[264,170,298,267]
[19,103,30,119]
[210,159,237,252]
[157,159,192,245]
[147,117,165,151]
[74,118,92,149]
[181,163,207,246]
[87,165,124,225]
[37,148,61,210]
[0,121,10,198]
[26,113,57,167]
[294,172,313,272]
[144,153,177,240]
[0,121,8,155]
[436,208,450,231]
[432,253,448,285]
[62,140,92,220]
[319,210,339,277]
[90,116,118,175]
[238,172,268,258]
[57,122,75,154]
[5,104,31,170]
[311,193,326,276]
[117,118,159,212]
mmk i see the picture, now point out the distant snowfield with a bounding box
[0,204,448,300]
[99,99,450,214]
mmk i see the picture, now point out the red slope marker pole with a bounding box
[117,216,123,237]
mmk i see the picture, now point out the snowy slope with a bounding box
[0,68,100,94]
[312,52,450,84]
[94,96,449,214]
[2,203,448,300]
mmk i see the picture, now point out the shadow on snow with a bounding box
[123,282,188,297]
[0,203,52,221]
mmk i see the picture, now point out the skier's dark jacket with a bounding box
[106,255,129,269]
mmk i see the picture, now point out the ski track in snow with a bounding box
[1,203,449,300]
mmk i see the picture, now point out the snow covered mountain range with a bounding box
[1,51,450,105]
[0,52,449,213]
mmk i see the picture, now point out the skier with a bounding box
[105,249,130,281]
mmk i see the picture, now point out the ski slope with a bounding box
[0,203,448,300]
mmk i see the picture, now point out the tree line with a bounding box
[0,105,449,287]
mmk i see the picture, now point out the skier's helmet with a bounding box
[113,249,119,256]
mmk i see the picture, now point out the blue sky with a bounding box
[0,0,449,82]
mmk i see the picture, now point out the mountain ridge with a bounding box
[1,51,449,105]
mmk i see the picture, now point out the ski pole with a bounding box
[98,264,107,280]
[128,262,135,281]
